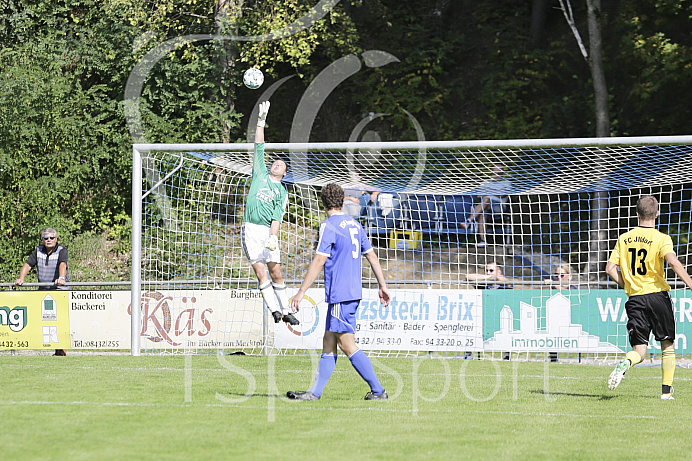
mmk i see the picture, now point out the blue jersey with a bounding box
[316,212,373,303]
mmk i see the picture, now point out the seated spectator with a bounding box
[364,192,398,228]
[342,189,368,217]
[544,263,576,362]
[343,169,380,218]
[466,261,513,360]
[461,164,511,247]
[466,261,513,289]
[544,263,578,290]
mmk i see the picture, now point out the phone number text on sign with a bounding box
[355,289,483,352]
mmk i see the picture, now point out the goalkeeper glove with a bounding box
[265,234,278,251]
[257,100,270,127]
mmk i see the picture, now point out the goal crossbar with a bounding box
[131,136,692,358]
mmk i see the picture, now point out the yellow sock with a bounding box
[625,350,642,367]
[662,349,675,387]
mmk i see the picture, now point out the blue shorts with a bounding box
[326,300,360,334]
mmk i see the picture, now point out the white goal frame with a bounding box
[131,135,692,356]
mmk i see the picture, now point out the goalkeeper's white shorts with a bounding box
[241,222,281,265]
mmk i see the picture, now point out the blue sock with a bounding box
[348,349,384,395]
[308,353,337,397]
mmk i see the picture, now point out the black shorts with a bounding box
[625,291,676,347]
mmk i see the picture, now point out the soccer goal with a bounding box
[131,136,692,361]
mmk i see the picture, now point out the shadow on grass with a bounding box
[529,389,618,400]
[223,392,285,398]
[222,391,359,401]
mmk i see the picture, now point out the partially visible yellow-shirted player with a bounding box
[606,195,692,400]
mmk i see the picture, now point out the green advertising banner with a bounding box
[482,289,690,354]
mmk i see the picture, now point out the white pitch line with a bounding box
[0,400,687,421]
[2,362,691,382]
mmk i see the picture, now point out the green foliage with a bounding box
[105,212,133,254]
[285,187,322,229]
[234,0,361,74]
[610,0,692,135]
[0,1,134,276]
[313,1,464,141]
[66,231,130,283]
[3,0,692,281]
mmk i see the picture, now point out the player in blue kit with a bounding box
[287,183,391,401]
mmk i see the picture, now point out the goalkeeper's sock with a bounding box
[259,281,280,313]
[625,350,642,367]
[308,353,337,398]
[348,349,384,395]
[662,348,675,391]
[272,282,290,315]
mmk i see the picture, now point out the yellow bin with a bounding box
[389,230,422,250]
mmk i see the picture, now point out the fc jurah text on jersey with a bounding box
[624,236,653,246]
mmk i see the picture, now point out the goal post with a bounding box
[131,136,692,359]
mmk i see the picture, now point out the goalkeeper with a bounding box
[241,100,299,325]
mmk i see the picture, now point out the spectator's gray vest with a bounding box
[36,245,68,284]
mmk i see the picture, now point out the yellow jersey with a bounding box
[608,226,674,297]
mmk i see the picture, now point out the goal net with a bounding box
[131,137,692,361]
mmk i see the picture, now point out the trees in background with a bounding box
[0,1,134,271]
[2,0,692,277]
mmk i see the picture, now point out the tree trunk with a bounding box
[216,0,242,143]
[530,0,551,49]
[585,0,610,280]
[587,0,609,138]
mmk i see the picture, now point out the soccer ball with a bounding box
[243,68,264,90]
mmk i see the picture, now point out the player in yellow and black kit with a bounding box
[605,195,692,400]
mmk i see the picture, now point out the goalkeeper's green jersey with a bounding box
[243,143,288,227]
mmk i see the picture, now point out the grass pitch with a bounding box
[0,354,690,460]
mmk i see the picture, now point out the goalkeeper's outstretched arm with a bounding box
[255,100,269,144]
[255,121,264,144]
